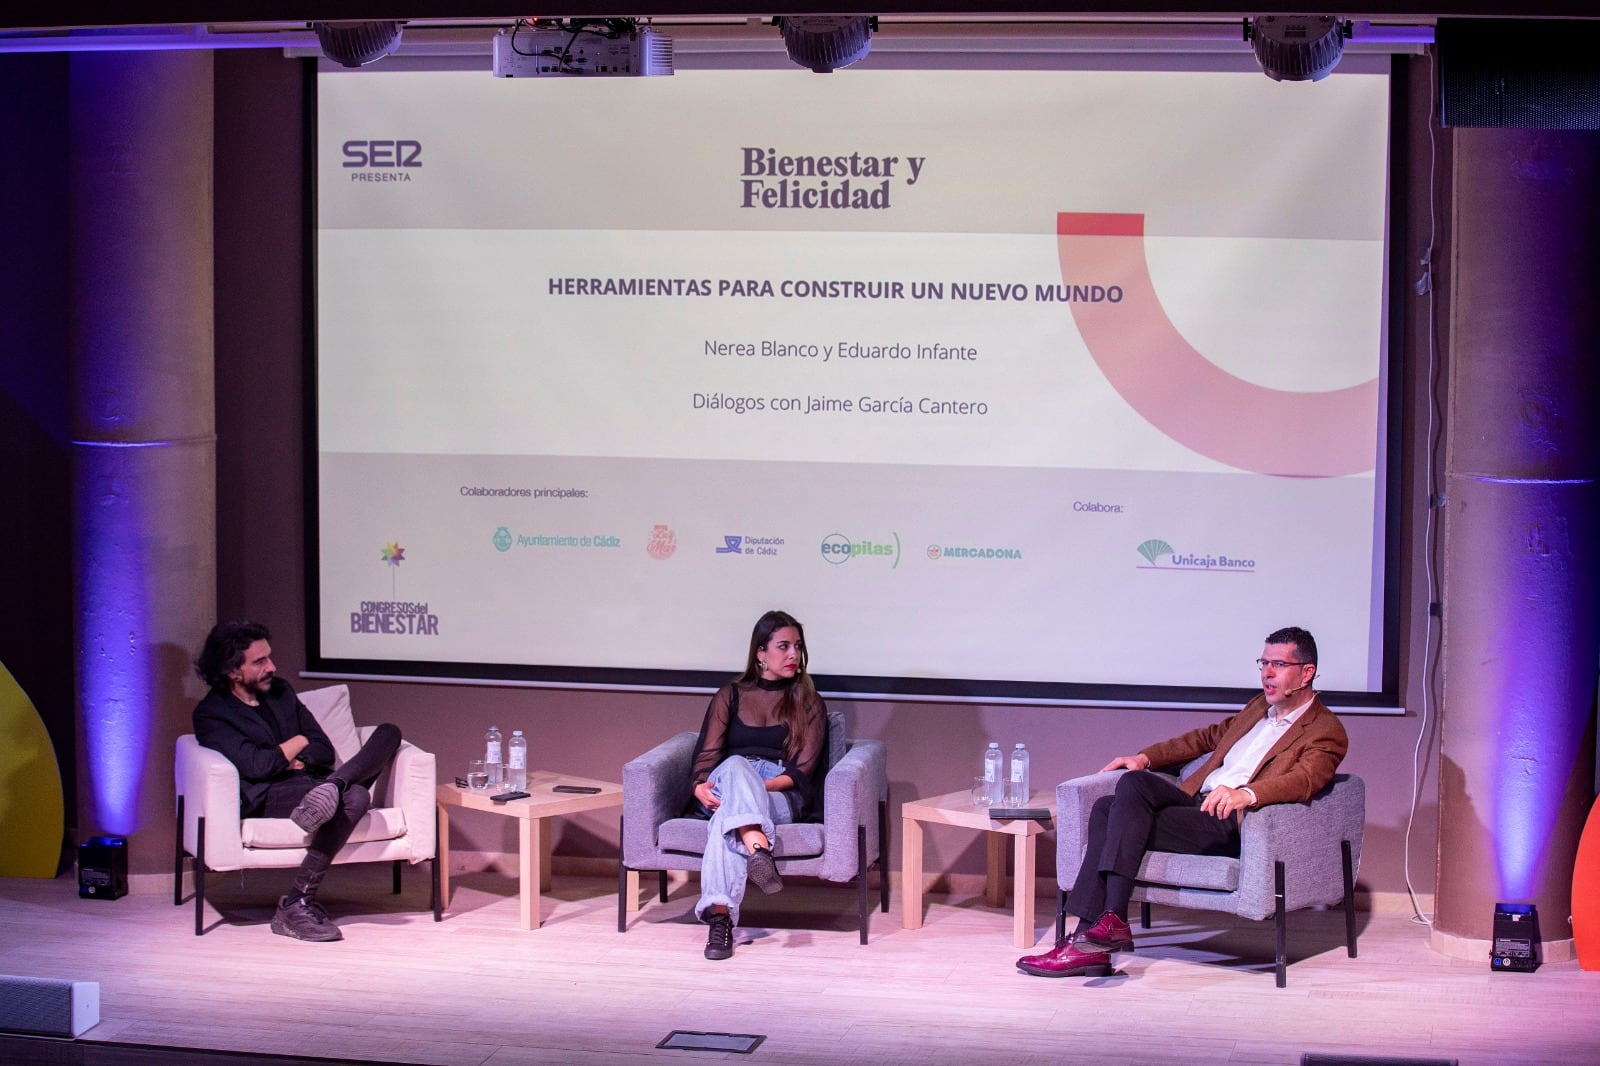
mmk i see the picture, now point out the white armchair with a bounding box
[173,684,437,934]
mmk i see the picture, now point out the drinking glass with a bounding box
[466,759,489,790]
[971,776,992,807]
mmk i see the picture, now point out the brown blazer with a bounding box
[1138,693,1348,809]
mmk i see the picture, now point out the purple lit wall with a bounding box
[73,444,171,833]
[69,50,217,870]
[1434,126,1600,955]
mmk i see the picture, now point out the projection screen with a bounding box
[312,57,1396,704]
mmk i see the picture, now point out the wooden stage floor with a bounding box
[2,864,1598,1065]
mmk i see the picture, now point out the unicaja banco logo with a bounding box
[1135,538,1255,573]
[821,532,901,568]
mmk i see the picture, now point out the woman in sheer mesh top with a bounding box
[687,609,827,960]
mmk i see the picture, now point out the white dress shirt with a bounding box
[1199,695,1312,799]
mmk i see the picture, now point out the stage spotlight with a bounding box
[312,20,405,68]
[1491,902,1540,972]
[776,15,877,73]
[1245,15,1352,82]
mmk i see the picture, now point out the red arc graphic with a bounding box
[1056,212,1378,478]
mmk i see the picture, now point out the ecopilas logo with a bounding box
[820,532,900,568]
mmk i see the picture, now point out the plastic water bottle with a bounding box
[1007,742,1031,807]
[485,725,504,788]
[508,730,528,791]
[983,742,1005,806]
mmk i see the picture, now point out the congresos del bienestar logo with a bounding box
[348,540,440,635]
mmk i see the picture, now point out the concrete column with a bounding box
[70,50,216,883]
[1434,127,1600,960]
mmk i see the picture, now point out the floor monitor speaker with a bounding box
[0,975,99,1037]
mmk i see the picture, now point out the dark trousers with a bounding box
[260,723,402,898]
[1065,769,1241,922]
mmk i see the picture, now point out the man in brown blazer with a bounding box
[1018,625,1348,978]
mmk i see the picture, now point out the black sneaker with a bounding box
[302,897,335,926]
[289,781,340,833]
[747,846,784,895]
[704,912,734,960]
[270,895,343,942]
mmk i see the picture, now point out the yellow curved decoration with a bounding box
[0,660,66,877]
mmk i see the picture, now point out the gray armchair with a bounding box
[1054,763,1364,986]
[618,708,889,943]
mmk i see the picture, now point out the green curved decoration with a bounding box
[0,660,66,877]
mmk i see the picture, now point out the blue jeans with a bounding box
[694,756,797,925]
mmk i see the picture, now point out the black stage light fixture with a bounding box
[776,15,877,73]
[1490,902,1541,972]
[77,835,127,899]
[312,20,405,68]
[1245,15,1352,82]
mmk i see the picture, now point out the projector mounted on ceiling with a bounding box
[491,18,674,77]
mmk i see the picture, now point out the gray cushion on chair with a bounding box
[1136,852,1240,893]
[658,819,827,859]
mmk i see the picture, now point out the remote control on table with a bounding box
[490,790,530,803]
[552,785,602,794]
[987,807,1052,822]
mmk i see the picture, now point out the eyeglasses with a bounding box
[1256,658,1310,670]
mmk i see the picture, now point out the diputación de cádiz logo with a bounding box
[1135,538,1255,573]
[717,534,784,557]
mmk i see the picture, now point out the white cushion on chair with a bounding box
[297,685,362,765]
[240,807,409,849]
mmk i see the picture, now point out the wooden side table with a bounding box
[901,788,1055,948]
[436,770,626,930]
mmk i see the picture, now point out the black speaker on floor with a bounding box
[1491,901,1540,972]
[77,835,127,900]
[1439,19,1600,129]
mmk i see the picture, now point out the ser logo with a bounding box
[342,140,422,167]
[342,140,422,183]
